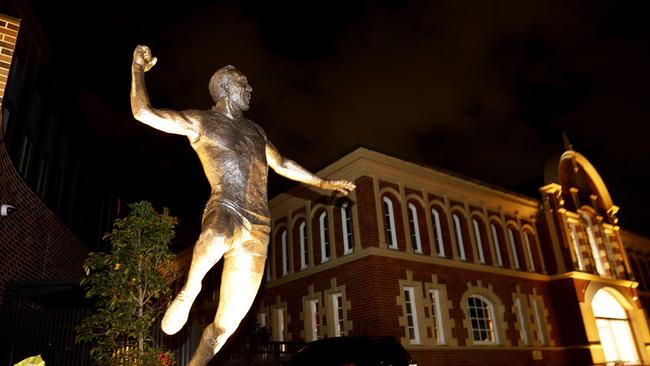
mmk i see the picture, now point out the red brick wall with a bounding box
[0,14,87,304]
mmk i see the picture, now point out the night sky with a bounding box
[28,1,650,245]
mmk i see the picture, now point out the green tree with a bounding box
[76,201,179,365]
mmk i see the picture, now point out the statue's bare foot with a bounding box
[161,288,199,335]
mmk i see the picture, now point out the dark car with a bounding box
[287,336,417,366]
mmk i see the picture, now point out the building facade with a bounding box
[257,147,650,366]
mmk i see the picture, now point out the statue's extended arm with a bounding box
[266,142,356,195]
[131,45,199,141]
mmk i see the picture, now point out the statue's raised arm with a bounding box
[130,45,199,141]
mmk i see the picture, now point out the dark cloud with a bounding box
[29,0,650,241]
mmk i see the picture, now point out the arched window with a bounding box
[299,220,308,270]
[569,222,585,271]
[452,213,466,260]
[319,211,329,263]
[472,218,486,264]
[408,203,423,253]
[281,230,288,276]
[341,202,354,254]
[592,290,639,364]
[582,214,605,276]
[507,227,520,269]
[383,196,398,249]
[467,296,496,344]
[431,207,445,257]
[523,230,536,271]
[490,223,503,267]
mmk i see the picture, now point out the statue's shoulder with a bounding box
[247,119,267,140]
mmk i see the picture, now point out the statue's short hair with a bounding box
[209,65,237,101]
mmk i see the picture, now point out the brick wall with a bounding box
[0,14,87,304]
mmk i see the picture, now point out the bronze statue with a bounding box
[131,45,355,366]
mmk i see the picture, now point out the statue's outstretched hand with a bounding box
[320,179,356,195]
[133,45,157,72]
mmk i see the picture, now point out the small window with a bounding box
[508,227,520,269]
[431,207,445,257]
[307,299,321,341]
[532,300,547,345]
[523,231,536,271]
[332,293,346,337]
[265,256,271,281]
[582,214,605,276]
[341,202,354,254]
[273,308,285,341]
[408,203,422,253]
[490,223,504,266]
[281,230,289,276]
[319,211,330,263]
[429,289,445,344]
[299,221,308,270]
[472,218,486,263]
[383,196,398,249]
[452,213,466,260]
[404,287,420,344]
[468,296,496,344]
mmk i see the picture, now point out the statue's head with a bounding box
[209,65,252,111]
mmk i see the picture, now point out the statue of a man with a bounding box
[131,45,355,366]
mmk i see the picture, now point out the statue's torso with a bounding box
[189,109,270,221]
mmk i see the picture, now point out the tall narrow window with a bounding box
[429,289,444,344]
[582,214,605,276]
[523,232,536,271]
[408,203,422,253]
[468,296,496,344]
[569,223,585,270]
[281,230,289,276]
[431,208,445,257]
[403,287,420,344]
[515,299,529,345]
[532,300,547,345]
[341,202,354,254]
[273,308,285,341]
[332,293,346,336]
[308,299,321,341]
[508,227,520,269]
[319,211,330,263]
[491,223,503,266]
[383,196,398,249]
[472,218,485,263]
[265,256,271,281]
[453,213,466,260]
[299,221,308,270]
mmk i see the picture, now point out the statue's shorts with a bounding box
[201,198,271,259]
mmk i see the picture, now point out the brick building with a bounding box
[256,147,650,366]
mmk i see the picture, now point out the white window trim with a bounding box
[467,295,498,345]
[515,298,529,345]
[319,211,330,263]
[491,223,503,266]
[281,230,289,276]
[408,203,423,253]
[403,286,421,344]
[569,222,585,270]
[453,213,466,260]
[341,202,353,254]
[273,308,285,342]
[332,293,345,337]
[472,218,485,263]
[508,227,520,269]
[432,208,445,257]
[523,232,536,271]
[299,221,308,270]
[532,300,546,345]
[383,196,398,249]
[309,299,320,341]
[583,215,605,275]
[429,289,445,344]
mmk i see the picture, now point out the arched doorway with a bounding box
[592,289,639,365]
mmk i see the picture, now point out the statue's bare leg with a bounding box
[188,252,266,366]
[162,228,227,335]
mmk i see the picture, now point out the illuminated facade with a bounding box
[258,147,650,366]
